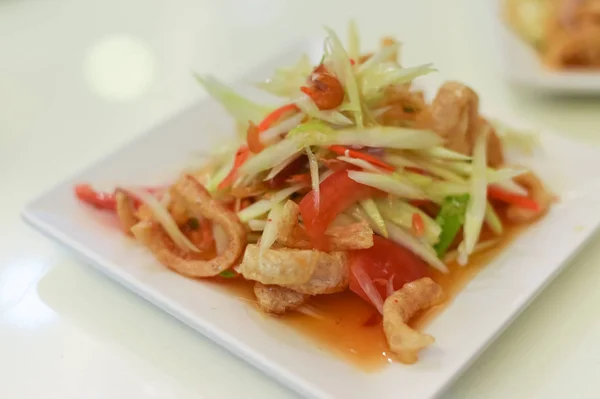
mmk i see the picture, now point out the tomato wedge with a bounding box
[298,170,377,250]
[488,185,540,211]
[348,235,429,307]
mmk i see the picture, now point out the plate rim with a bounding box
[21,36,600,399]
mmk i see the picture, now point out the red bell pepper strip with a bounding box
[218,146,250,190]
[257,103,298,132]
[329,145,395,172]
[300,86,312,97]
[75,184,117,210]
[247,104,299,154]
[488,185,540,211]
[299,170,378,250]
[412,213,425,237]
[75,184,165,211]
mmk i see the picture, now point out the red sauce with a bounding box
[212,220,527,371]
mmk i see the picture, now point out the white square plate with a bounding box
[23,38,600,399]
[492,0,600,94]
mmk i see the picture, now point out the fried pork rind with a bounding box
[253,282,308,315]
[543,0,600,68]
[276,200,374,250]
[284,251,349,295]
[383,277,444,364]
[379,86,427,127]
[481,117,505,168]
[239,244,320,285]
[131,175,246,277]
[545,25,600,68]
[506,170,553,223]
[430,81,480,156]
[240,245,350,295]
[430,82,504,167]
[115,189,139,234]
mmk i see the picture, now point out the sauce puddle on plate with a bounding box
[212,221,527,371]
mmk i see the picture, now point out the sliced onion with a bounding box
[416,147,472,161]
[493,179,529,196]
[241,135,304,176]
[375,198,441,245]
[445,162,528,193]
[383,153,419,169]
[323,26,364,127]
[260,112,306,144]
[237,184,304,222]
[351,263,384,314]
[459,129,489,265]
[485,202,503,236]
[264,151,303,181]
[359,198,388,238]
[248,219,267,231]
[212,224,228,255]
[356,43,400,76]
[260,202,284,256]
[295,95,353,126]
[206,153,235,192]
[348,170,427,199]
[327,127,442,150]
[386,275,395,298]
[347,20,360,63]
[338,156,386,173]
[348,204,384,236]
[444,239,499,263]
[122,186,200,253]
[402,154,467,184]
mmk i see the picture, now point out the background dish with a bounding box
[494,0,600,93]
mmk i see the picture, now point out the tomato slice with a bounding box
[298,170,376,250]
[348,235,429,306]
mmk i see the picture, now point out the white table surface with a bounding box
[2,0,600,398]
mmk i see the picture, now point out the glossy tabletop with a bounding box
[2,0,600,398]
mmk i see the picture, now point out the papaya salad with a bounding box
[74,25,553,365]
